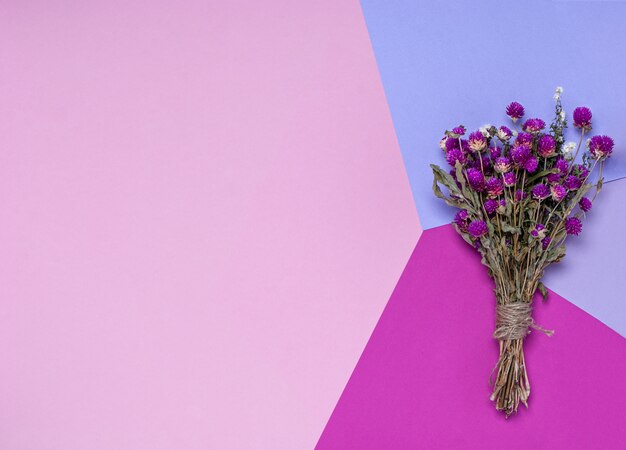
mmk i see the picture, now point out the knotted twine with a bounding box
[493,302,554,341]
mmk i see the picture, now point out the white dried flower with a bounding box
[554,86,564,102]
[562,141,576,160]
[479,124,492,137]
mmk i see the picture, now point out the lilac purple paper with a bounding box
[317,225,626,449]
[360,0,626,229]
[543,177,626,337]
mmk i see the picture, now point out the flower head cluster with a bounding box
[435,89,614,251]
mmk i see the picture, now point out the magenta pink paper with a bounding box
[317,225,626,449]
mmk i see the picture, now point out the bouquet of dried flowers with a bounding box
[431,88,613,416]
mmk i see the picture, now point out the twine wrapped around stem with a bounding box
[493,302,554,341]
[490,301,554,416]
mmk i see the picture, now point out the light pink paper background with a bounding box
[0,1,419,448]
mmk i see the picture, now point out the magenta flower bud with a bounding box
[486,177,504,197]
[503,172,516,187]
[511,144,531,166]
[573,107,592,130]
[546,172,561,184]
[494,157,511,173]
[564,175,582,191]
[467,220,488,238]
[531,184,550,200]
[451,126,466,136]
[497,199,506,214]
[579,197,592,212]
[551,184,568,201]
[565,217,583,236]
[446,148,467,167]
[541,236,551,250]
[530,223,546,239]
[515,189,527,202]
[454,209,469,231]
[555,158,569,174]
[468,130,487,152]
[514,132,533,147]
[497,126,513,142]
[466,168,485,191]
[506,101,525,122]
[484,199,499,216]
[537,135,556,157]
[588,135,614,159]
[524,156,539,173]
[522,118,546,133]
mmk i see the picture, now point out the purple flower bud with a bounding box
[511,144,531,166]
[555,158,569,174]
[486,177,504,197]
[551,184,568,201]
[541,236,551,250]
[589,135,614,159]
[531,184,550,200]
[467,220,488,238]
[515,132,533,147]
[530,223,546,239]
[484,199,499,215]
[497,126,513,142]
[522,118,546,133]
[506,101,525,122]
[468,130,487,152]
[579,197,592,212]
[454,209,469,231]
[565,217,583,236]
[546,172,561,184]
[573,164,589,179]
[497,199,506,214]
[494,157,511,173]
[537,135,556,157]
[466,167,485,191]
[452,126,466,136]
[573,107,592,130]
[446,148,467,167]
[564,175,582,191]
[524,156,539,173]
[490,146,502,159]
[503,172,516,187]
[515,189,527,202]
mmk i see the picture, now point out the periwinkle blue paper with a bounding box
[542,177,626,337]
[361,0,626,230]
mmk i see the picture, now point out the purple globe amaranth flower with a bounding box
[573,163,589,179]
[564,175,582,191]
[503,171,516,187]
[497,126,513,142]
[468,130,487,152]
[466,167,485,191]
[524,156,539,173]
[573,106,592,130]
[490,146,502,159]
[522,118,546,133]
[515,189,527,202]
[506,101,525,122]
[588,135,614,159]
[454,209,469,231]
[579,197,593,212]
[451,126,466,136]
[537,135,556,157]
[551,184,568,201]
[511,144,531,166]
[546,172,562,184]
[486,177,504,197]
[541,236,551,250]
[565,217,583,236]
[530,223,546,239]
[446,148,467,167]
[467,220,488,238]
[484,199,499,216]
[514,132,533,147]
[532,183,550,200]
[555,158,569,174]
[494,156,511,173]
